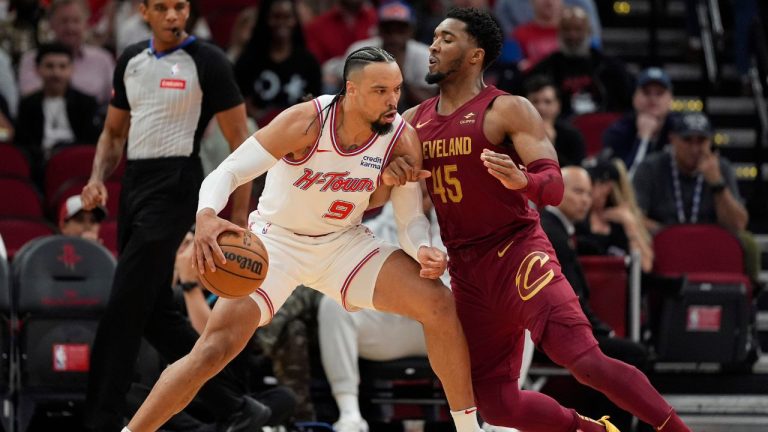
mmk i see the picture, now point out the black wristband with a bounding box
[709,181,727,194]
[177,281,199,292]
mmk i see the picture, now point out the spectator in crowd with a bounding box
[494,0,601,47]
[0,234,6,260]
[511,0,563,71]
[633,112,748,234]
[525,6,632,118]
[0,47,18,119]
[225,7,257,62]
[540,166,650,431]
[304,0,377,65]
[340,0,435,110]
[18,0,115,107]
[602,67,677,175]
[523,75,585,167]
[234,0,322,126]
[578,158,654,272]
[14,42,100,184]
[58,194,106,241]
[0,0,44,63]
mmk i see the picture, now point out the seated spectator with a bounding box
[304,0,377,65]
[234,0,322,126]
[524,76,585,166]
[58,194,106,241]
[494,0,601,47]
[18,0,115,107]
[14,43,100,185]
[511,0,563,71]
[602,67,677,175]
[339,0,436,110]
[540,166,650,431]
[525,6,632,117]
[578,158,654,272]
[632,112,748,235]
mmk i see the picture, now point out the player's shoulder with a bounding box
[489,93,531,114]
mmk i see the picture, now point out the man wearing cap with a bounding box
[342,0,435,109]
[602,67,678,175]
[59,194,107,241]
[632,112,748,234]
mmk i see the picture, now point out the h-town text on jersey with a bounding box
[293,169,376,192]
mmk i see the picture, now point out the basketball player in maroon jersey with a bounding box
[387,8,691,432]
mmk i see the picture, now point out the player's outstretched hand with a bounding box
[480,149,528,190]
[416,246,447,279]
[382,155,431,186]
[194,208,246,274]
[81,180,108,210]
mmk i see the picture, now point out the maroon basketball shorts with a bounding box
[448,225,595,383]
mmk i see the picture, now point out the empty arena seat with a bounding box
[579,255,628,338]
[653,224,751,296]
[0,219,55,260]
[571,112,622,157]
[0,178,43,218]
[11,236,115,431]
[0,144,31,179]
[43,145,96,201]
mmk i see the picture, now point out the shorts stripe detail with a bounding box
[340,248,380,311]
[255,288,275,323]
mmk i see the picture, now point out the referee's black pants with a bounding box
[85,157,243,431]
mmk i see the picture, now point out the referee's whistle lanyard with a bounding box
[669,149,703,224]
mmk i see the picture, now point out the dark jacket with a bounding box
[539,208,613,336]
[601,112,677,169]
[14,87,100,183]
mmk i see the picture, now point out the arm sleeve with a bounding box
[390,181,432,260]
[520,158,564,207]
[197,136,277,214]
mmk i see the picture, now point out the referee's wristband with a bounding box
[176,281,200,292]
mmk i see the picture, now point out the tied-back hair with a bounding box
[307,46,396,135]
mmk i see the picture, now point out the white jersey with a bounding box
[255,95,405,236]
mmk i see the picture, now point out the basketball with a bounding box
[199,231,269,299]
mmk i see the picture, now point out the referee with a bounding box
[81,1,265,431]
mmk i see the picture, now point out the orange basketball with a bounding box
[199,231,269,299]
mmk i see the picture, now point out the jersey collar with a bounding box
[149,35,197,59]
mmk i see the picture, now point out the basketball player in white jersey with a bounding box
[122,47,484,432]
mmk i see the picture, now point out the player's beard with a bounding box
[371,119,394,135]
[425,58,462,84]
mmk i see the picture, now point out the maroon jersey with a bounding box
[413,85,540,251]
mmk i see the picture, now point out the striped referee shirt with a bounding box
[113,37,243,160]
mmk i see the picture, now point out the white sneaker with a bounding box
[481,422,519,432]
[333,417,369,432]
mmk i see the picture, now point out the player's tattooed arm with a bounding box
[253,101,323,159]
[381,123,431,186]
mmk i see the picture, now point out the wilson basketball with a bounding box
[199,231,269,299]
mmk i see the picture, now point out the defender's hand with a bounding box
[416,246,447,279]
[480,149,528,190]
[194,208,246,273]
[382,156,431,186]
[81,180,108,210]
